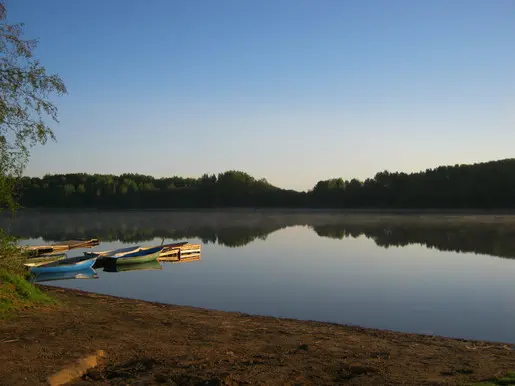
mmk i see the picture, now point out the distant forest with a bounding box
[17,159,515,209]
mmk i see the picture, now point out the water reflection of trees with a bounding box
[7,226,277,248]
[4,211,515,258]
[0,211,287,247]
[312,223,515,259]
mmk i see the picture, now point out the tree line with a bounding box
[16,158,515,209]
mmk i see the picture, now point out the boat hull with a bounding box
[109,250,161,265]
[24,254,67,268]
[23,239,99,257]
[84,245,140,258]
[29,257,97,274]
[103,246,163,265]
[31,267,98,282]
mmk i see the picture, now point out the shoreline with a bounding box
[9,207,515,215]
[1,287,514,385]
[38,286,515,345]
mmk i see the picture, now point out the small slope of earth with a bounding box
[0,287,514,385]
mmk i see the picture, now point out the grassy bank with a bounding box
[474,372,515,385]
[0,229,53,317]
[0,270,54,318]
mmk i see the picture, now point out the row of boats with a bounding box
[24,241,189,275]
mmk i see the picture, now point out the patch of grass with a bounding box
[0,269,54,318]
[0,229,55,318]
[472,371,515,385]
[0,229,27,275]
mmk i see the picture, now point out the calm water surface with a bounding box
[10,211,515,343]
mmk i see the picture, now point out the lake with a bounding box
[5,210,515,343]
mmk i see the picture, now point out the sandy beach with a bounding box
[0,287,514,385]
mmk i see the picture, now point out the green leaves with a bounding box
[0,1,67,211]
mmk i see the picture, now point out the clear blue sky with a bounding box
[8,0,515,191]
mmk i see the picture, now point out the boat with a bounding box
[24,253,67,268]
[51,239,100,249]
[103,260,162,273]
[23,239,100,257]
[36,251,68,258]
[31,267,98,283]
[84,245,140,258]
[141,241,189,256]
[87,241,188,259]
[103,246,163,265]
[28,255,97,274]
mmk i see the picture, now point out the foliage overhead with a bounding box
[0,1,66,210]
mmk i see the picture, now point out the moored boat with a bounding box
[28,255,97,274]
[24,253,67,268]
[84,245,140,258]
[36,251,68,258]
[140,241,188,257]
[23,239,100,256]
[103,246,163,265]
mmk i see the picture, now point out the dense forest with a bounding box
[16,159,515,209]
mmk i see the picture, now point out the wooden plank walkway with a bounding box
[158,244,201,262]
[160,253,201,264]
[23,239,100,256]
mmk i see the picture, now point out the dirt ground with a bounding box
[0,288,514,385]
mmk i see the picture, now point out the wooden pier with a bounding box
[161,253,201,264]
[158,243,201,262]
[23,239,100,257]
[23,240,202,263]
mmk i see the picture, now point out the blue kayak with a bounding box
[28,255,97,274]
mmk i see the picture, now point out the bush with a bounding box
[0,229,26,275]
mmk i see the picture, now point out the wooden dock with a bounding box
[161,253,201,264]
[23,239,100,257]
[158,243,201,262]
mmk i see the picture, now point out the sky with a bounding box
[7,0,515,191]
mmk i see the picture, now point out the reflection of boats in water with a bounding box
[30,267,98,283]
[103,260,162,273]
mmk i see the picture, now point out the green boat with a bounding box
[103,246,163,266]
